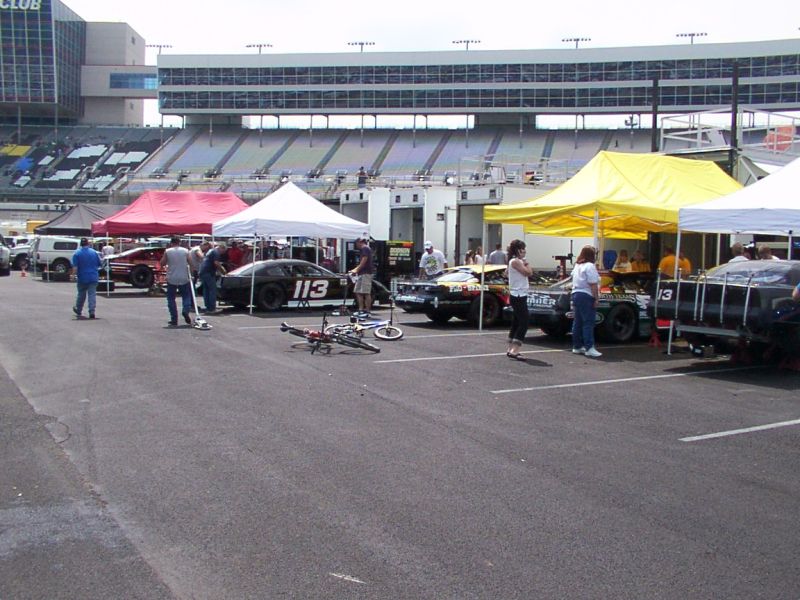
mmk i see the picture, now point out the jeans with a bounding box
[508,294,529,345]
[75,281,98,315]
[572,292,596,350]
[199,272,217,311]
[167,282,192,323]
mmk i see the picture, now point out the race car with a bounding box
[651,259,800,355]
[524,270,656,342]
[394,264,551,326]
[217,259,391,311]
[103,246,166,288]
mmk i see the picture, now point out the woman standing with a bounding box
[506,239,533,359]
[571,245,602,358]
[474,246,485,265]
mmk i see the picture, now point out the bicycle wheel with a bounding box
[373,325,403,341]
[332,333,381,353]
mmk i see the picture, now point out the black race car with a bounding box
[523,270,656,343]
[651,259,800,354]
[395,265,552,327]
[217,259,391,311]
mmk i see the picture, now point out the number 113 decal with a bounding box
[293,279,330,299]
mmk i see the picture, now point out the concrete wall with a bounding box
[81,97,144,126]
[85,23,145,66]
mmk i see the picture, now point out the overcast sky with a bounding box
[64,0,798,61]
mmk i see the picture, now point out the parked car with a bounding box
[394,265,552,327]
[29,235,81,274]
[103,246,166,288]
[218,259,391,311]
[0,234,10,276]
[9,241,31,270]
[651,259,800,355]
[524,270,656,342]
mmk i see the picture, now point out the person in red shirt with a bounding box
[226,240,244,270]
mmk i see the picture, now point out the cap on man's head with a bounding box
[423,241,433,250]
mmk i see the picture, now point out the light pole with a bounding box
[624,114,639,149]
[348,41,374,52]
[146,43,172,55]
[246,43,273,54]
[562,37,591,49]
[452,39,480,51]
[675,32,707,44]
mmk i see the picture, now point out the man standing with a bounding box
[729,242,749,263]
[418,241,447,279]
[487,243,506,265]
[71,237,102,319]
[198,241,226,313]
[189,240,211,281]
[159,236,193,327]
[349,237,374,318]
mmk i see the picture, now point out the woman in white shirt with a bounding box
[571,245,602,358]
[506,239,533,359]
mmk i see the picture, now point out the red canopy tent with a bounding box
[91,191,248,236]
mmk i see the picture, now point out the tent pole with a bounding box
[716,233,721,265]
[701,234,706,271]
[478,219,488,331]
[788,231,793,260]
[105,231,111,297]
[593,209,599,252]
[249,232,257,315]
[674,229,682,279]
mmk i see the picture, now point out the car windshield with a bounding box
[114,246,160,258]
[704,260,796,285]
[437,272,476,282]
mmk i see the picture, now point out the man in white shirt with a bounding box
[729,242,749,263]
[418,241,447,279]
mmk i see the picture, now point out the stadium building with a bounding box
[1,0,800,267]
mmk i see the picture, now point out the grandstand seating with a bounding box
[2,120,788,204]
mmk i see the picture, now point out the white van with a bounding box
[30,236,82,274]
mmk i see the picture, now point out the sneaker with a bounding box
[89,313,95,319]
[72,306,80,317]
[168,320,178,327]
[183,312,192,325]
[572,347,586,354]
[584,347,602,358]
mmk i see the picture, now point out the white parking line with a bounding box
[374,344,647,364]
[680,418,800,442]
[402,331,506,339]
[375,348,565,363]
[490,365,762,394]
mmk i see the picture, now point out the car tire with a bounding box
[129,264,154,288]
[257,284,284,311]
[52,258,71,274]
[541,322,569,338]
[469,294,500,326]
[600,303,637,343]
[12,254,28,270]
[425,310,452,324]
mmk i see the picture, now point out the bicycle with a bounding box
[280,313,381,354]
[324,300,403,341]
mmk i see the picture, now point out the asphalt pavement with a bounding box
[1,274,799,599]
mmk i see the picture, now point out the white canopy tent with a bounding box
[212,182,369,315]
[679,156,800,235]
[212,182,369,239]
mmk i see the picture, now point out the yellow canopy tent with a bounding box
[483,151,742,240]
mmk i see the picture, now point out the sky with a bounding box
[62,0,800,126]
[63,0,798,58]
